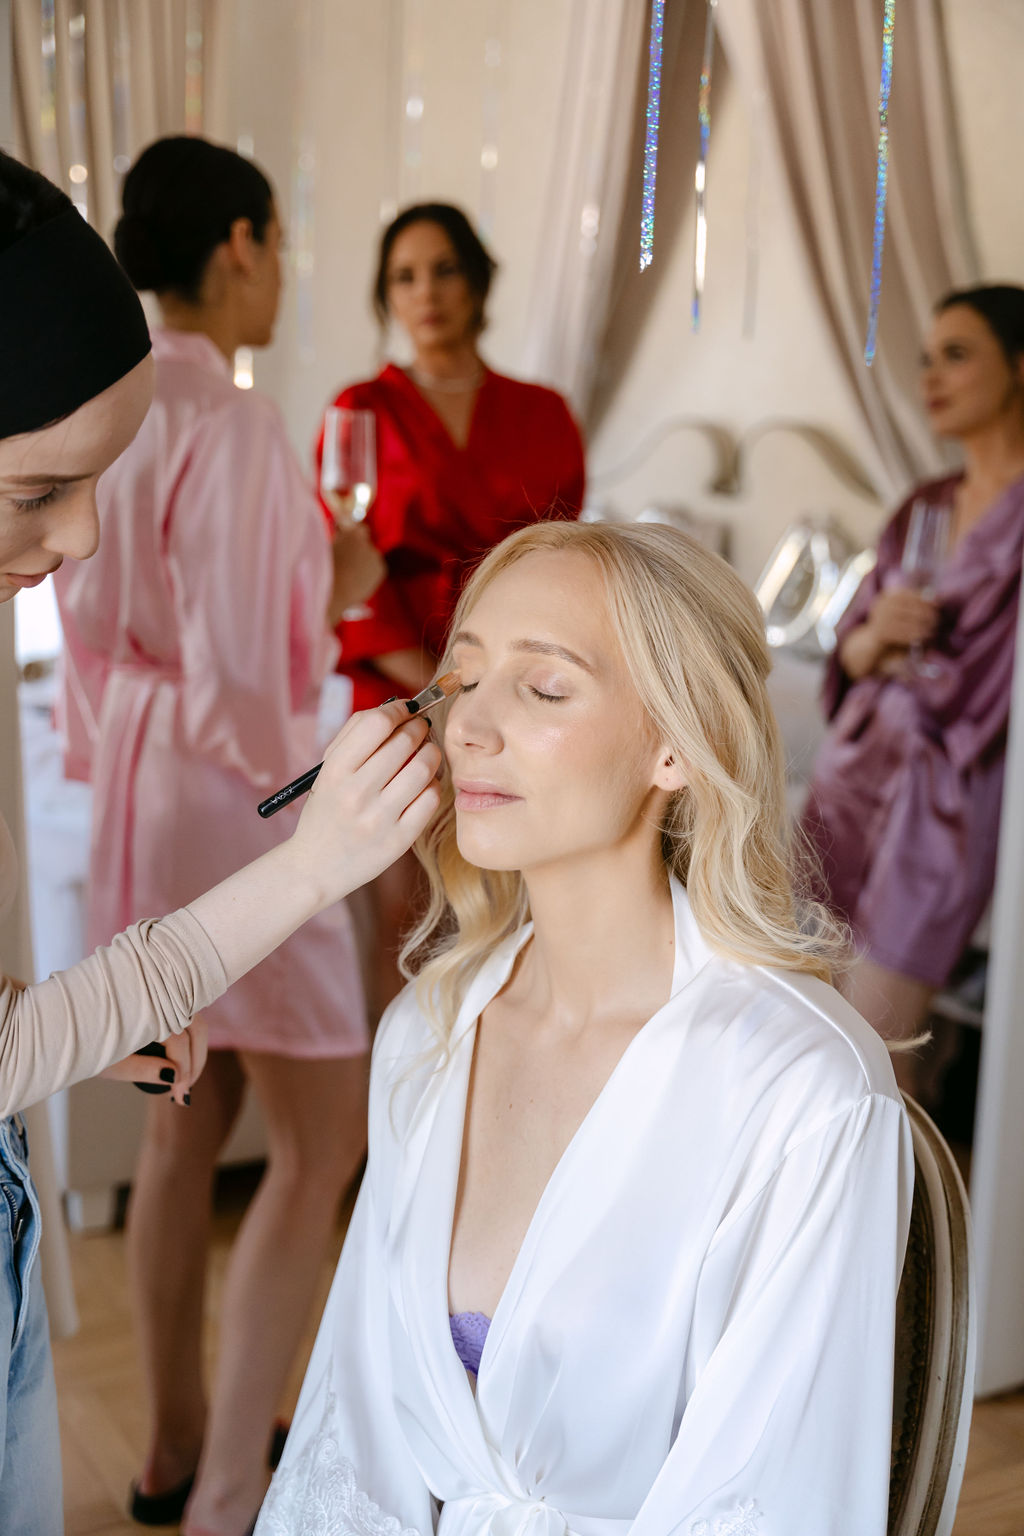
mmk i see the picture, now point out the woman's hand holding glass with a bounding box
[841,586,940,680]
[867,585,941,649]
[328,521,386,624]
[322,406,378,622]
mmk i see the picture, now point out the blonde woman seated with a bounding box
[258,522,913,1536]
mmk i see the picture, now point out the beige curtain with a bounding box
[717,0,979,495]
[11,0,232,242]
[518,0,649,415]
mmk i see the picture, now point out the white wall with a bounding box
[946,0,1024,281]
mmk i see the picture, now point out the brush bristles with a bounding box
[433,671,462,698]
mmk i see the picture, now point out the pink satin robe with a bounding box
[56,329,366,1057]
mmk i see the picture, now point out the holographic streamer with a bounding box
[184,0,204,135]
[691,0,717,331]
[742,91,765,340]
[401,0,426,203]
[111,0,133,180]
[638,0,664,273]
[292,0,324,364]
[380,0,402,226]
[40,0,60,183]
[234,0,256,389]
[67,11,89,221]
[865,0,896,366]
[479,1,504,240]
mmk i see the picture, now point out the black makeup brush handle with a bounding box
[257,762,323,818]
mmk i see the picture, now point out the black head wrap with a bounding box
[0,206,152,440]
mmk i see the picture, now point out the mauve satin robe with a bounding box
[55,328,366,1057]
[316,364,585,709]
[800,471,1024,987]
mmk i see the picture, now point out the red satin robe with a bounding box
[315,364,585,708]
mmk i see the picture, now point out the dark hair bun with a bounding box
[115,135,274,301]
[113,213,166,292]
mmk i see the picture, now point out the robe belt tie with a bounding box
[440,1492,570,1536]
[440,1490,631,1536]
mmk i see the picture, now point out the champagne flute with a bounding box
[321,407,376,526]
[901,497,952,677]
[321,407,377,620]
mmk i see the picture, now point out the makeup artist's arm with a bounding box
[0,704,440,1118]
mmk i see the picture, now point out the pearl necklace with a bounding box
[406,363,484,394]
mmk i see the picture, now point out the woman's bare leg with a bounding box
[127,1048,246,1495]
[183,1049,368,1536]
[840,957,936,1099]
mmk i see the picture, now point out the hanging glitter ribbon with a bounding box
[111,0,133,181]
[638,0,664,272]
[479,0,504,240]
[184,0,204,135]
[692,0,717,331]
[742,89,766,340]
[402,0,426,204]
[66,12,90,221]
[292,0,324,365]
[379,0,401,227]
[865,0,896,366]
[40,0,60,185]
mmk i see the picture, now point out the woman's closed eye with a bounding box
[456,679,568,703]
[11,486,59,513]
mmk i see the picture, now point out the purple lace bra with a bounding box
[449,1311,491,1376]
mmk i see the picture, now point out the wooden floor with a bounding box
[53,1169,1024,1536]
[55,1167,348,1535]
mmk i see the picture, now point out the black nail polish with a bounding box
[382,695,399,705]
[183,1092,192,1107]
[423,716,433,728]
[159,1066,176,1084]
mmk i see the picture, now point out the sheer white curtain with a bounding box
[518,0,648,415]
[717,0,979,494]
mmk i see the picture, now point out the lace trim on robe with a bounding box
[256,1387,422,1536]
[689,1502,763,1536]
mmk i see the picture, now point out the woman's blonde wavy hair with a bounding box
[401,520,846,1049]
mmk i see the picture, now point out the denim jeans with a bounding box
[0,1115,62,1534]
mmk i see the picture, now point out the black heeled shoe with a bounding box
[128,1422,288,1525]
[268,1419,289,1471]
[128,1471,195,1525]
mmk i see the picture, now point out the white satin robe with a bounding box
[257,880,913,1536]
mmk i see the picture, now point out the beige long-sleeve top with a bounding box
[0,814,227,1119]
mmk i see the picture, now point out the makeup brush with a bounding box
[256,671,461,818]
